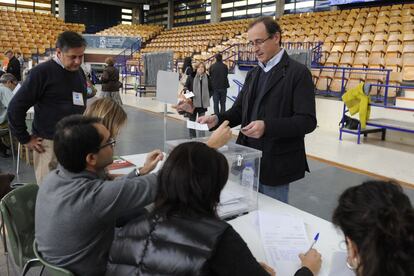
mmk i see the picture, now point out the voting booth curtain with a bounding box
[286,49,312,69]
[142,52,174,86]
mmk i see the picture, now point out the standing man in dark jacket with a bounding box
[7,31,87,185]
[209,53,229,114]
[199,17,316,203]
[5,49,21,81]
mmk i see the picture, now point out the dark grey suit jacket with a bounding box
[218,51,317,186]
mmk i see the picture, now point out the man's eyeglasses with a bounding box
[247,36,273,47]
[99,138,116,150]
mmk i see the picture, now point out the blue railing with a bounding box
[311,42,323,66]
[237,41,323,67]
[114,40,141,74]
[226,79,244,102]
[233,79,244,94]
[313,65,392,100]
[203,44,239,73]
[369,83,414,110]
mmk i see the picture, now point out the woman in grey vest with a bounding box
[106,142,321,276]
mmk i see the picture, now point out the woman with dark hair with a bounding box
[182,56,194,76]
[332,181,414,276]
[100,57,122,105]
[173,56,195,116]
[106,142,320,276]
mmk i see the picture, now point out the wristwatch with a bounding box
[135,167,141,176]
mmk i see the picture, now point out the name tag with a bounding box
[72,92,84,106]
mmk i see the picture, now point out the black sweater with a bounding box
[6,56,21,81]
[7,59,86,143]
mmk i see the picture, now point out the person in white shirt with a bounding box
[0,73,17,157]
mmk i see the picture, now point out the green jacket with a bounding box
[342,82,370,129]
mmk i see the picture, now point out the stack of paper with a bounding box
[258,211,310,276]
[107,156,136,175]
[107,156,135,170]
[217,185,250,219]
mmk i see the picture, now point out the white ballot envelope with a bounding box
[183,91,195,99]
[187,120,209,130]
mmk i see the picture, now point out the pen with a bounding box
[306,233,319,254]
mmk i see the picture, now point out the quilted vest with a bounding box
[106,213,230,276]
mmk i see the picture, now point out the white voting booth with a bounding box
[165,138,262,219]
[156,70,180,151]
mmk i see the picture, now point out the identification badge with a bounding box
[72,92,84,106]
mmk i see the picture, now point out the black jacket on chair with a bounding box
[218,51,317,186]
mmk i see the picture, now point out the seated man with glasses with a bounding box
[0,73,17,157]
[35,114,163,276]
[35,114,232,276]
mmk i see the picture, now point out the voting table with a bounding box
[111,153,347,276]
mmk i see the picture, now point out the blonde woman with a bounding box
[84,98,127,138]
[100,57,122,105]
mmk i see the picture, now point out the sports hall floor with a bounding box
[1,90,413,275]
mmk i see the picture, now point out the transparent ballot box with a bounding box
[165,138,262,219]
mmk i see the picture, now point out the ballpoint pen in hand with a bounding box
[306,233,319,254]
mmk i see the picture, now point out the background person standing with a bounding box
[4,49,21,82]
[7,31,88,184]
[209,53,229,114]
[100,57,122,105]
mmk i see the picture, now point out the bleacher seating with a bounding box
[96,24,164,43]
[278,3,414,97]
[0,10,85,59]
[116,3,413,99]
[140,19,250,61]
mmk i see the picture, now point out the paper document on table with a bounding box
[328,251,355,276]
[259,211,310,276]
[217,182,250,218]
[186,120,209,130]
[220,189,245,204]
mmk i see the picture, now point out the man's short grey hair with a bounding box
[0,73,17,83]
